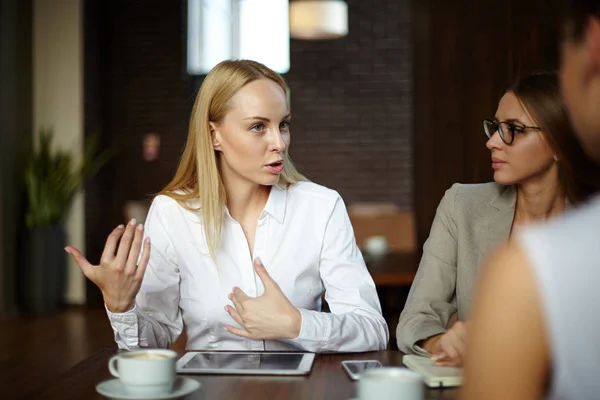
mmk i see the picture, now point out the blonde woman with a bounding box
[65,60,388,352]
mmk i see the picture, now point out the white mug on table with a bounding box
[357,367,423,400]
[108,349,177,396]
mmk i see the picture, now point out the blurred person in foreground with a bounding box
[460,1,600,399]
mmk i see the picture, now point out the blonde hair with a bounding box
[158,60,308,258]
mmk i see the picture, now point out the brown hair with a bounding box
[509,71,600,204]
[158,60,307,258]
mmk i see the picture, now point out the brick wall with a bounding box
[286,0,412,206]
[84,0,412,297]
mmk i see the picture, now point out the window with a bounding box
[187,0,290,75]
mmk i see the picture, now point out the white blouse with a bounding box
[107,182,389,352]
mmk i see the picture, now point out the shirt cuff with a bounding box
[288,308,329,350]
[105,303,137,318]
[288,308,304,341]
[105,303,140,349]
[398,319,446,356]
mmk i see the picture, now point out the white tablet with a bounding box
[176,351,316,376]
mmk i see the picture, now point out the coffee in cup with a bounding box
[122,352,170,360]
[108,349,177,396]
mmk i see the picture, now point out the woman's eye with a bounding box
[280,121,290,130]
[250,124,264,132]
[513,126,526,134]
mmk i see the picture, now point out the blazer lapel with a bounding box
[476,185,516,268]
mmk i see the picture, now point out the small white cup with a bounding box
[357,367,423,400]
[108,349,177,396]
[363,235,389,258]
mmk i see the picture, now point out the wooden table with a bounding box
[366,251,419,286]
[36,349,456,400]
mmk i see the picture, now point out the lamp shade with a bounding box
[289,1,348,40]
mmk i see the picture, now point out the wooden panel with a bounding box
[510,0,561,75]
[0,0,32,315]
[412,0,511,246]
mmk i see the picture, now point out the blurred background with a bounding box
[0,0,562,392]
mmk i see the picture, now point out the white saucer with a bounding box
[96,377,201,400]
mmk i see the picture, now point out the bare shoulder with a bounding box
[479,240,531,288]
[460,240,549,400]
[470,240,542,344]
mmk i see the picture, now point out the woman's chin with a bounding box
[493,172,518,186]
[256,174,280,187]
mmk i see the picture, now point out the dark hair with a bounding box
[509,71,600,203]
[562,0,600,42]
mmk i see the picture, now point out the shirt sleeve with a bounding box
[289,194,389,352]
[396,184,460,355]
[105,196,182,350]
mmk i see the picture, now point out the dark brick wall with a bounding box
[84,0,412,302]
[287,0,412,206]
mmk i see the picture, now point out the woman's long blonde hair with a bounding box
[158,60,307,258]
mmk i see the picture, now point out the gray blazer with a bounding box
[396,182,517,355]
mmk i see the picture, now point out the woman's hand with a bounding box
[422,321,469,367]
[65,219,151,313]
[224,258,302,340]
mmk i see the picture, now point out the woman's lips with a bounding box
[492,158,506,170]
[266,161,284,175]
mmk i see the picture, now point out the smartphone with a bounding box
[341,360,383,380]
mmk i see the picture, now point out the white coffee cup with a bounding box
[108,349,177,396]
[357,367,423,400]
[363,235,389,258]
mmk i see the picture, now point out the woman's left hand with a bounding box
[224,258,302,340]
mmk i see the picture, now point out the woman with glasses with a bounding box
[396,71,600,366]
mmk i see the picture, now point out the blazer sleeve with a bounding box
[396,183,460,355]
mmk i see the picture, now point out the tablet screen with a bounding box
[179,352,305,371]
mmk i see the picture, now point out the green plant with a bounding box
[24,128,114,228]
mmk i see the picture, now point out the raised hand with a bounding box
[224,258,302,340]
[65,219,151,313]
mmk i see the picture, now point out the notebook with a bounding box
[402,354,463,388]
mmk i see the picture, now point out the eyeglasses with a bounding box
[483,119,541,145]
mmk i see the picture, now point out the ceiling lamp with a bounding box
[289,1,348,40]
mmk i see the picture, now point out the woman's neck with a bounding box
[223,178,270,222]
[515,169,566,224]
